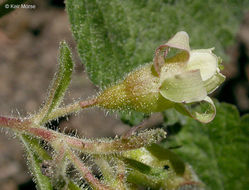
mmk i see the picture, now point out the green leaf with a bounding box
[66,0,135,87]
[166,102,249,190]
[21,135,51,161]
[125,158,167,189]
[68,181,82,190]
[21,135,82,190]
[162,108,187,127]
[146,144,185,175]
[66,0,248,87]
[20,135,53,190]
[124,157,161,176]
[124,147,202,189]
[119,111,148,126]
[36,41,74,123]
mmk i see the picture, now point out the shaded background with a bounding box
[0,0,248,189]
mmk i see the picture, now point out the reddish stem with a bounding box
[68,148,113,190]
[0,116,165,154]
[0,116,30,130]
[80,98,97,108]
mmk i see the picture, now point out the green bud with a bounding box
[124,145,203,189]
[92,31,225,123]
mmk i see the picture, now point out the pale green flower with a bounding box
[95,31,225,123]
[156,31,225,123]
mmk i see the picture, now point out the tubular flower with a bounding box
[90,31,225,123]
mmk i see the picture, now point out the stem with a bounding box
[63,128,166,154]
[0,116,31,130]
[0,116,166,154]
[38,98,97,124]
[95,157,127,190]
[94,157,115,183]
[43,101,81,122]
[115,159,127,190]
[121,119,148,139]
[67,147,113,190]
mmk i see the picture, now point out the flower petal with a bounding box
[186,49,218,81]
[174,96,216,123]
[159,70,207,103]
[154,31,190,75]
[204,70,225,94]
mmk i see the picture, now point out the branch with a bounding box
[0,116,166,154]
[67,147,114,190]
[37,98,97,125]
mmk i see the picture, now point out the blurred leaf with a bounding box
[37,41,74,123]
[20,135,53,190]
[119,111,148,126]
[68,181,82,190]
[166,102,249,190]
[162,108,186,127]
[66,0,248,88]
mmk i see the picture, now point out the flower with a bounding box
[94,31,225,123]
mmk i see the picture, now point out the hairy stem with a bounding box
[94,157,115,183]
[115,158,127,190]
[38,98,97,124]
[95,157,127,190]
[0,116,166,154]
[67,147,113,190]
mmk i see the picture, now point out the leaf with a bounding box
[21,135,51,161]
[166,102,249,190]
[66,0,135,87]
[66,0,248,88]
[20,135,53,190]
[146,144,185,175]
[35,41,74,123]
[119,111,148,126]
[125,157,167,189]
[68,181,82,190]
[162,108,187,127]
[21,135,82,190]
[124,147,202,189]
